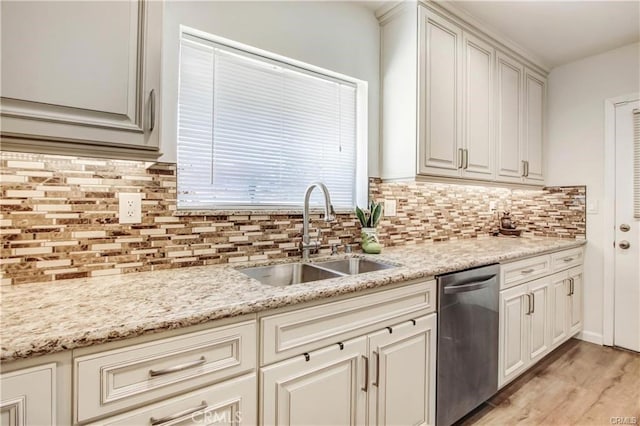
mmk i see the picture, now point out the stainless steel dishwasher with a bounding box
[436,264,499,426]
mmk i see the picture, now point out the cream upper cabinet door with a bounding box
[550,273,570,348]
[0,0,161,158]
[498,284,528,387]
[568,268,583,335]
[495,52,524,183]
[523,68,546,183]
[0,364,56,426]
[260,336,367,426]
[418,9,463,177]
[367,315,436,426]
[527,278,551,364]
[461,32,495,181]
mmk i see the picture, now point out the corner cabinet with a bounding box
[0,0,162,159]
[379,3,546,185]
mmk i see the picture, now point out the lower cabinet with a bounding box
[367,315,437,426]
[498,277,551,387]
[550,266,583,348]
[260,314,437,426]
[0,363,56,426]
[260,336,368,426]
[499,251,584,388]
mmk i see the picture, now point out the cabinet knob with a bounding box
[620,224,631,232]
[618,240,631,250]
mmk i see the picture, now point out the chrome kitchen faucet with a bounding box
[300,182,335,261]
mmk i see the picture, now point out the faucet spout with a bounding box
[301,182,335,261]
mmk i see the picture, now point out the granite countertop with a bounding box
[1,236,585,362]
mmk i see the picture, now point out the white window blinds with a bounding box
[634,108,640,218]
[177,34,361,210]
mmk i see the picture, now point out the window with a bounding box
[177,28,367,210]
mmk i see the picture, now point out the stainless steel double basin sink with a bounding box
[239,258,396,287]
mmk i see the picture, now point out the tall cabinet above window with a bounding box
[378,1,547,186]
[0,0,162,159]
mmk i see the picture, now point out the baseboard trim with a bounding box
[576,330,604,345]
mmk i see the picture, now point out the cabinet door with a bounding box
[495,52,524,183]
[93,374,256,426]
[0,364,56,426]
[523,68,546,183]
[367,315,436,426]
[498,285,528,388]
[568,268,583,335]
[527,278,551,364]
[260,336,367,426]
[462,32,495,180]
[550,273,570,347]
[418,9,463,177]
[0,0,161,157]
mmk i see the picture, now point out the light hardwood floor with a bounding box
[459,339,640,425]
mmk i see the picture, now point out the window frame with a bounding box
[176,25,369,212]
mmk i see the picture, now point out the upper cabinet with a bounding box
[0,0,162,159]
[379,2,547,186]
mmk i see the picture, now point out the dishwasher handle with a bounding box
[443,275,496,294]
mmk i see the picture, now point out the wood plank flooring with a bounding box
[458,339,640,425]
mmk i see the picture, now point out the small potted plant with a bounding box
[355,201,383,254]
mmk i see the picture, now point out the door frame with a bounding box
[602,92,639,346]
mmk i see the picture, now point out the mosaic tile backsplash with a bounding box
[1,152,585,285]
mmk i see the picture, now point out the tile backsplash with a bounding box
[1,152,585,285]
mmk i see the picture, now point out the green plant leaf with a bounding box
[371,202,382,228]
[355,206,367,227]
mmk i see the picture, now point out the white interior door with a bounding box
[614,100,640,352]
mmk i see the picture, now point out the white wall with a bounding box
[161,0,380,176]
[546,42,640,343]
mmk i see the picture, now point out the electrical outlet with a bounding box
[118,193,142,224]
[489,200,497,213]
[384,199,397,217]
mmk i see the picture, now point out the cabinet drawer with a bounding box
[75,320,256,423]
[90,373,256,426]
[500,255,550,289]
[261,280,435,365]
[550,248,584,272]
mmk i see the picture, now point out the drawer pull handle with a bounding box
[563,257,575,262]
[337,342,344,350]
[410,319,416,326]
[386,326,393,334]
[521,268,535,274]
[149,356,206,377]
[304,352,310,362]
[150,401,207,425]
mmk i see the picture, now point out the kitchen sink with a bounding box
[315,258,396,275]
[239,262,342,287]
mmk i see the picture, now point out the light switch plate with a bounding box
[384,199,397,217]
[587,200,599,215]
[118,193,142,224]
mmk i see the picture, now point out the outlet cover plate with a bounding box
[384,199,397,217]
[118,193,142,224]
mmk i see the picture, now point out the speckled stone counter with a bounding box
[1,236,585,362]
